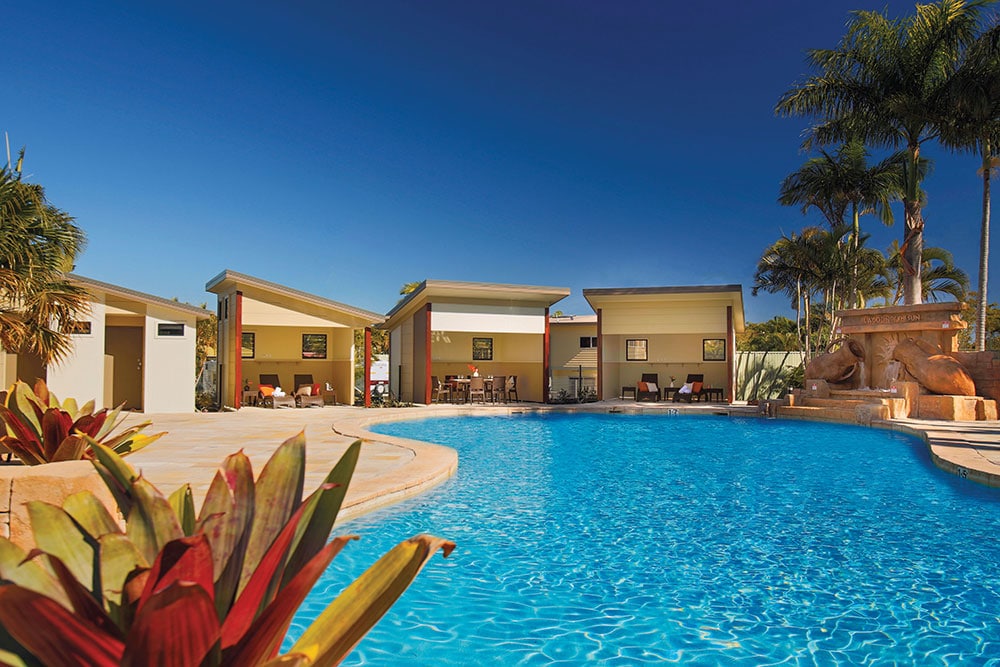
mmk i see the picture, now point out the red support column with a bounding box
[543,308,551,403]
[425,304,433,404]
[364,327,373,408]
[234,291,243,409]
[596,308,603,401]
[727,305,735,404]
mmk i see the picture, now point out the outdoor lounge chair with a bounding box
[293,374,324,408]
[259,373,295,408]
[637,373,661,402]
[673,374,706,403]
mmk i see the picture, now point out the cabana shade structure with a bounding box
[206,270,384,409]
[383,280,570,404]
[583,285,745,402]
[0,274,210,413]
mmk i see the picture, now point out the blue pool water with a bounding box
[284,414,1000,664]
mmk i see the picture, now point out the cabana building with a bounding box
[1,274,210,413]
[384,280,570,404]
[583,285,745,402]
[206,270,384,409]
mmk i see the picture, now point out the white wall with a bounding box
[430,303,546,334]
[46,300,107,406]
[143,306,199,413]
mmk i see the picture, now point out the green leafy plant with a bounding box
[0,434,453,666]
[0,380,164,465]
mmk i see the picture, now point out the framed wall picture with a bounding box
[302,333,328,359]
[241,332,255,359]
[626,339,647,361]
[472,337,493,361]
[703,338,726,361]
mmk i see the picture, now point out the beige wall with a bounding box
[241,326,354,405]
[600,302,728,335]
[550,323,597,396]
[600,332,728,399]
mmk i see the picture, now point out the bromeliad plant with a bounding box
[0,380,164,465]
[0,434,453,666]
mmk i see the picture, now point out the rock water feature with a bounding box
[781,303,997,423]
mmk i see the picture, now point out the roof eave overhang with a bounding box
[206,269,385,328]
[383,279,571,330]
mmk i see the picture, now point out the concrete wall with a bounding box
[142,306,199,413]
[46,300,108,405]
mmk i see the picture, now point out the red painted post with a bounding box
[543,308,551,404]
[364,327,372,408]
[596,308,603,401]
[234,291,243,409]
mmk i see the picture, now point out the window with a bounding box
[472,337,493,361]
[703,338,726,361]
[157,323,185,337]
[580,336,598,348]
[241,332,255,359]
[69,321,92,335]
[302,333,327,359]
[626,339,647,361]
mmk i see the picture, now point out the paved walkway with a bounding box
[121,400,1000,523]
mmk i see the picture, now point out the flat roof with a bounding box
[384,279,571,328]
[584,284,745,331]
[69,274,212,319]
[205,269,384,326]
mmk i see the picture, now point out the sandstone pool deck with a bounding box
[118,400,1000,523]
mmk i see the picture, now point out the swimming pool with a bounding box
[285,413,1000,664]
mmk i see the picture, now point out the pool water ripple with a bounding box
[284,414,1000,664]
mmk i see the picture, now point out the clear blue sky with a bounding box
[6,0,986,322]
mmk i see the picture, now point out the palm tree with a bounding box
[937,22,1000,349]
[883,242,970,304]
[778,140,900,306]
[0,150,89,365]
[776,0,992,306]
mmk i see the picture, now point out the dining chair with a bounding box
[491,375,506,403]
[507,375,518,402]
[431,376,451,403]
[469,376,486,403]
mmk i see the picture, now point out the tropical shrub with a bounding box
[0,380,164,465]
[0,434,453,666]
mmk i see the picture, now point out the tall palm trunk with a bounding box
[978,140,993,351]
[902,146,924,305]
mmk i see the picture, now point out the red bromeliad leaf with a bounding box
[0,404,42,453]
[219,499,314,649]
[134,535,215,619]
[41,408,74,461]
[38,552,124,641]
[73,411,107,438]
[237,432,305,597]
[222,536,356,665]
[126,475,183,564]
[51,434,87,463]
[282,441,361,588]
[0,585,125,667]
[289,534,456,665]
[198,451,255,617]
[121,581,220,667]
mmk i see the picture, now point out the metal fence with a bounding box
[735,350,805,401]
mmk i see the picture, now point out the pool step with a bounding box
[777,405,863,423]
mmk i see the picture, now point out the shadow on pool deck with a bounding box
[121,400,1000,521]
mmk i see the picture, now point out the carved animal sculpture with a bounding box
[804,338,865,384]
[891,337,976,396]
